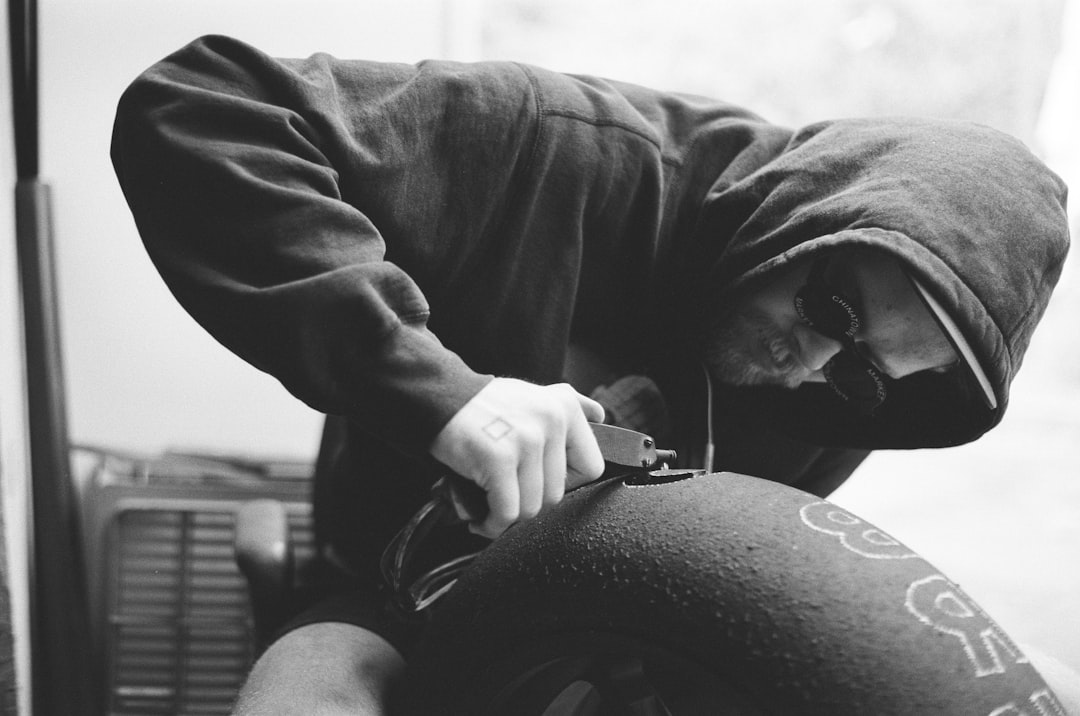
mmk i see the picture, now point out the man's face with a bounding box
[706,248,958,390]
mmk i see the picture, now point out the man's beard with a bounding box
[705,308,805,389]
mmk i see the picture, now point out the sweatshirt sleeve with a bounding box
[110,35,498,455]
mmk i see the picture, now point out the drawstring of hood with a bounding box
[702,363,716,471]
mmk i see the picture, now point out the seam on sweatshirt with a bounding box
[513,63,669,163]
[1003,295,1041,359]
[514,63,547,182]
[543,107,662,150]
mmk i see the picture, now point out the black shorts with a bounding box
[269,555,425,658]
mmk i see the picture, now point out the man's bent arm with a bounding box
[110,35,537,453]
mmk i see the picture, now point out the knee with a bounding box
[234,622,406,716]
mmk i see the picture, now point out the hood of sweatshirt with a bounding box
[689,117,1070,449]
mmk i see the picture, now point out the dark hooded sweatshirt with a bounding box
[111,35,1069,580]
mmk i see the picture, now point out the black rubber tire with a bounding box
[404,471,1064,715]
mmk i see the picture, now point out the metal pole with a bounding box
[8,0,99,712]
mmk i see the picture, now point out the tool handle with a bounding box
[430,473,490,524]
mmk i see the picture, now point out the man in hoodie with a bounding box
[111,36,1070,715]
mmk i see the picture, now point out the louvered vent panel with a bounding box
[290,510,316,567]
[106,507,312,715]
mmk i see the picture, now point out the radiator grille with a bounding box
[104,506,312,715]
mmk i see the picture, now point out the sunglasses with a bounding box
[793,256,888,414]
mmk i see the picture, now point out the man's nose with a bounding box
[792,323,843,371]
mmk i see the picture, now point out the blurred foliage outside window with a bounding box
[478,0,1064,147]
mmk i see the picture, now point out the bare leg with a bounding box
[233,622,405,716]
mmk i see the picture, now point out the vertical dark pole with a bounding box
[8,0,99,713]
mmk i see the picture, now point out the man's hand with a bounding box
[429,378,606,538]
